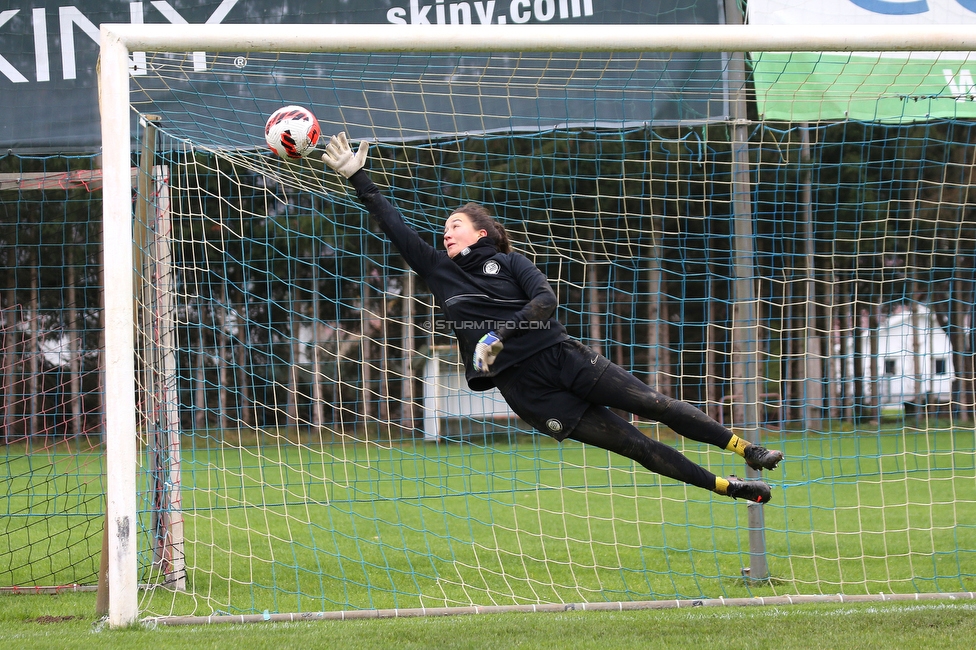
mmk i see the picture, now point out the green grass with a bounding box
[3,425,976,620]
[1,591,974,649]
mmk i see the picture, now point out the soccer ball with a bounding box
[265,105,321,159]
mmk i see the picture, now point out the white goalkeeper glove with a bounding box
[321,131,369,178]
[473,331,504,372]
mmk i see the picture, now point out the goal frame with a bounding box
[98,21,976,627]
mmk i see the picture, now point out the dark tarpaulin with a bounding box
[0,0,725,153]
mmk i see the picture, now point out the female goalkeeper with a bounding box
[322,133,782,503]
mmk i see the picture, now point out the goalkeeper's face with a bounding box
[443,212,488,258]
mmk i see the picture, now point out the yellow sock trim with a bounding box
[725,434,749,457]
[714,477,730,495]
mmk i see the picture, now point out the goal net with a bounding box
[0,156,108,595]
[92,21,976,623]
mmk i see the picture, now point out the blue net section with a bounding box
[0,153,106,589]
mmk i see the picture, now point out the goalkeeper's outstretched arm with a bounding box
[322,132,440,277]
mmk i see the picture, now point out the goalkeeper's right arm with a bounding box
[323,132,441,277]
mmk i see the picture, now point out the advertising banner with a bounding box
[748,0,976,122]
[0,1,726,153]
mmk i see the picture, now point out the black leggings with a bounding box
[566,362,734,491]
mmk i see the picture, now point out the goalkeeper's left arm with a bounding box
[472,257,558,372]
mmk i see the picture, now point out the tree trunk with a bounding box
[237,322,253,428]
[67,252,83,436]
[646,216,669,399]
[194,316,207,430]
[587,256,602,356]
[287,304,300,427]
[800,124,823,430]
[217,292,231,433]
[30,262,40,437]
[400,274,417,433]
[311,248,325,430]
[2,247,16,443]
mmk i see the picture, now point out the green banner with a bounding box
[753,52,976,122]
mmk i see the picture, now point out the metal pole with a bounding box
[724,0,768,581]
[800,126,823,430]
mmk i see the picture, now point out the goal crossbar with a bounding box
[102,23,976,54]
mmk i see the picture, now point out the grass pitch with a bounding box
[1,591,975,649]
[3,424,975,621]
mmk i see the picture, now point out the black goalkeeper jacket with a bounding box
[349,169,568,391]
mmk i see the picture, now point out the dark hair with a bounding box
[451,202,511,253]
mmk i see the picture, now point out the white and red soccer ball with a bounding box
[265,105,320,159]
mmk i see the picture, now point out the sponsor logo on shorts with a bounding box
[546,418,563,433]
[483,260,500,275]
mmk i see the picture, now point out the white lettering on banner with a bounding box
[944,68,976,100]
[511,0,531,23]
[389,1,496,24]
[150,0,239,71]
[59,6,99,81]
[386,0,592,25]
[46,4,147,79]
[452,3,471,22]
[474,2,496,24]
[411,0,431,24]
[8,0,604,83]
[0,10,29,83]
[535,0,555,21]
[2,1,239,84]
[33,8,49,82]
[130,2,146,75]
[560,0,586,18]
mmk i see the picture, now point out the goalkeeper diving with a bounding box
[322,132,783,503]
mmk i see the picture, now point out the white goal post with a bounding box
[98,22,976,627]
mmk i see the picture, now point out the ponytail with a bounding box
[491,220,512,254]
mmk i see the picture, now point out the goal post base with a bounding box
[148,591,976,626]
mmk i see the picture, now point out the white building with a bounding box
[876,304,955,408]
[842,303,955,411]
[422,345,514,440]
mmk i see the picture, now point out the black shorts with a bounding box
[492,339,611,440]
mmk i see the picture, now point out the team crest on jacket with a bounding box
[546,418,563,433]
[483,260,500,275]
